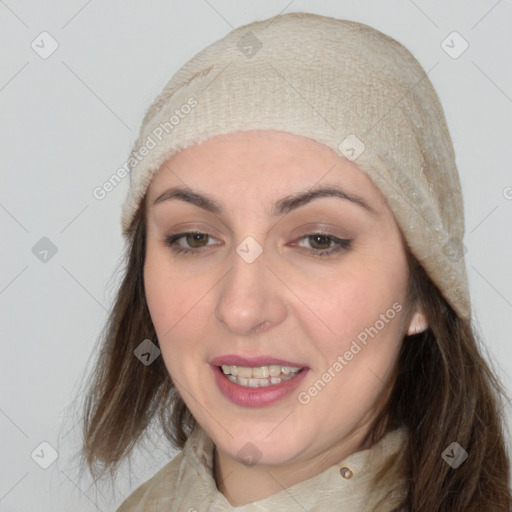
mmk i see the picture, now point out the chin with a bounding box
[213,427,306,466]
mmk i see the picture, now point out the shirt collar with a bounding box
[175,423,409,511]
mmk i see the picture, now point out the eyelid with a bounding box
[290,222,352,239]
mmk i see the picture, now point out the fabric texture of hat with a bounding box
[119,11,471,321]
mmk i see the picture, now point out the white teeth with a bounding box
[219,364,303,388]
[252,366,269,378]
[220,364,302,378]
[269,365,282,377]
[236,366,253,378]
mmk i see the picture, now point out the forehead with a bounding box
[146,130,387,210]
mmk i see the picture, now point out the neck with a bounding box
[213,426,373,507]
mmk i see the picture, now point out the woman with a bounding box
[80,12,511,511]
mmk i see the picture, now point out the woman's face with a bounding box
[144,130,425,468]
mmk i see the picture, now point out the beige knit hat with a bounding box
[120,12,471,321]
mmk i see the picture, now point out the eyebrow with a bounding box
[152,185,378,216]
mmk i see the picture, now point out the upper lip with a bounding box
[210,354,307,368]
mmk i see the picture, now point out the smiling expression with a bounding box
[143,130,423,468]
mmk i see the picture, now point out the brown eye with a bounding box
[293,233,352,257]
[164,231,219,255]
[185,232,210,248]
[307,234,332,250]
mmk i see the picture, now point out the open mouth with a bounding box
[219,364,305,388]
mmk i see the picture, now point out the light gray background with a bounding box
[1,1,511,510]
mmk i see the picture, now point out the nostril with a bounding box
[252,320,271,334]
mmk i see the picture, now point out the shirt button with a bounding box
[339,467,353,479]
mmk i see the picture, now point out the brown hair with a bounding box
[81,194,511,511]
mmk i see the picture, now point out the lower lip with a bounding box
[212,365,309,407]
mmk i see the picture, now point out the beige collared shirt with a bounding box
[117,424,409,511]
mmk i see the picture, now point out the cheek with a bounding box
[144,241,198,334]
[144,257,178,337]
[316,274,401,328]
[143,248,193,360]
[143,245,215,379]
[300,268,406,424]
[303,258,408,363]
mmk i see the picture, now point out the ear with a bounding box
[407,306,428,335]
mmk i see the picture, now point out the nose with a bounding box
[214,246,287,337]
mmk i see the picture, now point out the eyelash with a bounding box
[164,231,352,257]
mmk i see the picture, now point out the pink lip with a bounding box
[210,354,309,408]
[210,354,306,367]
